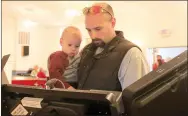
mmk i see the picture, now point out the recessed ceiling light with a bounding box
[22,20,38,27]
[65,9,81,17]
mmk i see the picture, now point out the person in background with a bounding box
[26,68,33,75]
[37,67,47,78]
[30,65,39,77]
[152,55,165,70]
[48,26,82,89]
[76,2,149,91]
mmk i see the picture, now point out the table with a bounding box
[11,76,47,88]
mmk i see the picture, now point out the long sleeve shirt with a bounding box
[63,54,81,82]
[48,51,71,88]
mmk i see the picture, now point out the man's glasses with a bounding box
[83,5,113,18]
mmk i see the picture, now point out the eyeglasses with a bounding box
[83,5,113,18]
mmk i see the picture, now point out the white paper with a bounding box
[11,104,28,116]
[21,97,43,108]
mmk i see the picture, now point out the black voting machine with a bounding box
[2,50,188,116]
[122,50,188,116]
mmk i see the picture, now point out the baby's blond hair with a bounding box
[60,26,81,40]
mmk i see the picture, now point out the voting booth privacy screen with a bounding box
[122,50,188,116]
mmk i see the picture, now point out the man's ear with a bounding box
[60,38,63,46]
[111,18,116,28]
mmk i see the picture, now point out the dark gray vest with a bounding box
[77,31,140,91]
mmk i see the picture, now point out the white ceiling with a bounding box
[2,1,187,27]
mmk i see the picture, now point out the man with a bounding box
[152,55,165,70]
[77,2,149,91]
[156,55,165,65]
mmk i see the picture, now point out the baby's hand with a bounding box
[67,86,76,90]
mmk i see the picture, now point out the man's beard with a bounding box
[92,38,105,47]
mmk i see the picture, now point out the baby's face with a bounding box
[61,35,81,57]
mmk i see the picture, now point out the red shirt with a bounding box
[48,51,71,88]
[152,59,165,70]
[37,71,47,78]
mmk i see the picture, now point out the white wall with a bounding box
[113,1,187,48]
[2,14,17,83]
[16,21,61,71]
[2,14,63,82]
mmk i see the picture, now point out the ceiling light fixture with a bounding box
[65,9,81,17]
[22,20,38,27]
